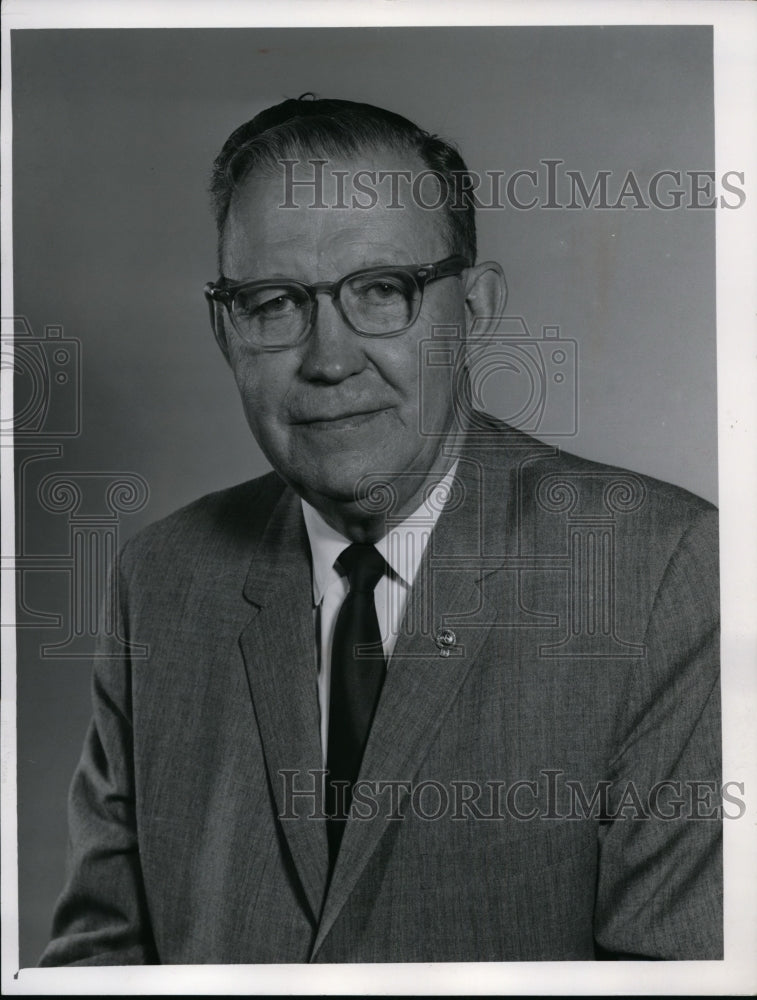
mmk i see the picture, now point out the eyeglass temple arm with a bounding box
[418,255,471,281]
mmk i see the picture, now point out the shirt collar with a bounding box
[302,461,459,605]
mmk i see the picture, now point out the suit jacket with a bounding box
[40,419,722,964]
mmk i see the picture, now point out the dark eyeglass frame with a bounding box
[204,254,470,351]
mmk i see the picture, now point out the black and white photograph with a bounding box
[1,0,755,994]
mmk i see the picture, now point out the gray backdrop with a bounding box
[11,26,716,967]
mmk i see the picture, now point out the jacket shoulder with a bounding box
[548,443,715,515]
[461,417,718,589]
[119,470,286,578]
[469,415,716,521]
[544,440,718,569]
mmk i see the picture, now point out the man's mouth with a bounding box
[293,407,391,430]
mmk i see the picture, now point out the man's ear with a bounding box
[205,292,232,365]
[462,261,508,337]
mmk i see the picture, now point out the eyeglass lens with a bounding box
[230,270,421,345]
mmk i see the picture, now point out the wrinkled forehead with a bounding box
[221,148,452,276]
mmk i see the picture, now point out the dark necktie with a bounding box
[326,542,387,869]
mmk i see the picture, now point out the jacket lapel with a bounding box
[310,449,509,959]
[239,488,329,925]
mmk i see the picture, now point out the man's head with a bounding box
[206,96,506,539]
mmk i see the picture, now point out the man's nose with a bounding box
[298,293,368,383]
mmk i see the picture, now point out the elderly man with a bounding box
[41,96,721,965]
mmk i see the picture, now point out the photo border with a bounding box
[1,0,755,995]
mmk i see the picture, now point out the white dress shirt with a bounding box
[301,463,459,766]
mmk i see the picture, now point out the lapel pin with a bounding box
[434,628,457,657]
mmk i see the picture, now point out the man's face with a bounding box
[219,148,469,525]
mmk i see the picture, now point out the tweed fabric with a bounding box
[40,419,722,964]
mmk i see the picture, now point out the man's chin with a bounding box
[294,461,435,524]
[298,472,393,511]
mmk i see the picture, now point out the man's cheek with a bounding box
[236,366,275,407]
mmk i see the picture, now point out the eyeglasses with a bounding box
[204,255,470,351]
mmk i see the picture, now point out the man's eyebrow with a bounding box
[226,258,413,283]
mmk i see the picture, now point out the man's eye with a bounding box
[354,278,406,305]
[256,293,298,317]
[235,289,301,321]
